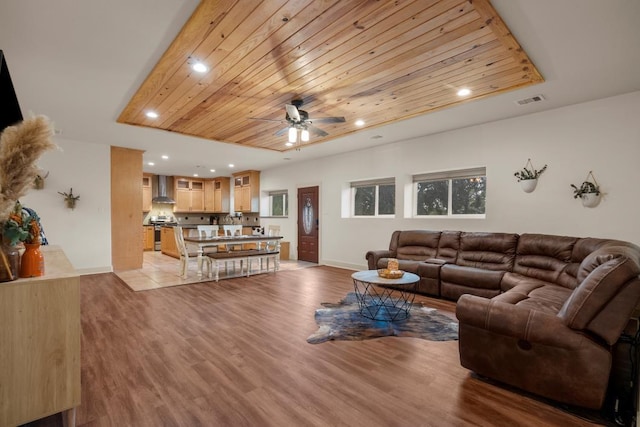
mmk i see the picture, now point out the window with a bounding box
[414,168,486,217]
[269,190,288,217]
[351,178,395,217]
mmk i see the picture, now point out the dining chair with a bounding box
[263,225,281,270]
[197,224,219,238]
[174,226,212,278]
[197,225,219,254]
[221,224,244,272]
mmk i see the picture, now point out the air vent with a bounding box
[515,94,545,106]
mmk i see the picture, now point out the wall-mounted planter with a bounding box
[58,188,80,210]
[33,171,49,190]
[514,159,547,193]
[580,192,600,208]
[519,179,538,193]
[571,171,601,208]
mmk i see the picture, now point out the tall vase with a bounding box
[20,242,44,278]
[0,241,20,282]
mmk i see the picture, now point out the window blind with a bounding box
[413,167,486,183]
[350,177,395,188]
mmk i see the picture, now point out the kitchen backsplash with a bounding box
[144,209,260,227]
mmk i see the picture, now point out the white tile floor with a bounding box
[115,251,316,292]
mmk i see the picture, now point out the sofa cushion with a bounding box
[456,232,518,271]
[513,234,578,289]
[520,285,573,314]
[441,264,504,290]
[396,230,440,260]
[494,280,571,315]
[501,272,552,292]
[436,230,460,263]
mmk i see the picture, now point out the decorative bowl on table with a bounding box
[377,269,404,279]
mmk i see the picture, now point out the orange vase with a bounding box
[20,243,44,278]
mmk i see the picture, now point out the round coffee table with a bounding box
[351,270,419,321]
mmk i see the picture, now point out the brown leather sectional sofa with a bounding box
[366,230,640,409]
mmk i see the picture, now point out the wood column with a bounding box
[111,146,144,270]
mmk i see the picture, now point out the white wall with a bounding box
[21,137,111,273]
[260,91,640,270]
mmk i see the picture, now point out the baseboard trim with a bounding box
[321,260,365,271]
[78,266,113,275]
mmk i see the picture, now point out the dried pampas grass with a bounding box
[0,115,57,220]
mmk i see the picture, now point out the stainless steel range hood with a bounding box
[152,175,175,204]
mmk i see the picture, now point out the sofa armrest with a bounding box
[365,250,395,270]
[456,295,588,349]
[425,258,448,265]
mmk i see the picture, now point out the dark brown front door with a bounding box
[297,186,319,263]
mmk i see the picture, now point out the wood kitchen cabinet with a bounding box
[232,170,260,212]
[143,225,154,251]
[205,177,230,213]
[174,177,204,212]
[142,173,153,212]
[160,226,179,258]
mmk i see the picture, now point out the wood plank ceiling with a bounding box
[118,0,543,152]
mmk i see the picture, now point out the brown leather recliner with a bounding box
[457,242,640,409]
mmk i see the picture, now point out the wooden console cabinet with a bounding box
[0,246,80,427]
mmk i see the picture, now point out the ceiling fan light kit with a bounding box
[252,99,346,149]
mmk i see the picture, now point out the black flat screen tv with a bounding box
[0,49,23,135]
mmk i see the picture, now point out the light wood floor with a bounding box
[28,266,600,426]
[115,251,317,291]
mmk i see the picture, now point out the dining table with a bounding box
[183,234,283,277]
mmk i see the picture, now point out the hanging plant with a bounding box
[33,171,49,189]
[570,181,600,198]
[58,188,80,209]
[571,171,601,208]
[514,159,547,193]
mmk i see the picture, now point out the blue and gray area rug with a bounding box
[307,292,459,344]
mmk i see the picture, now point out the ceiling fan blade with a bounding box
[274,126,291,137]
[309,116,346,124]
[307,124,328,137]
[285,104,301,122]
[249,117,284,123]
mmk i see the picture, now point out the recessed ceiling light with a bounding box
[228,164,234,168]
[147,162,155,166]
[192,62,208,73]
[145,111,159,119]
[193,173,199,177]
[355,119,365,126]
[209,169,215,173]
[285,142,293,147]
[161,155,169,160]
[457,88,471,97]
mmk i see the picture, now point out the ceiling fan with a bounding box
[251,99,346,141]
